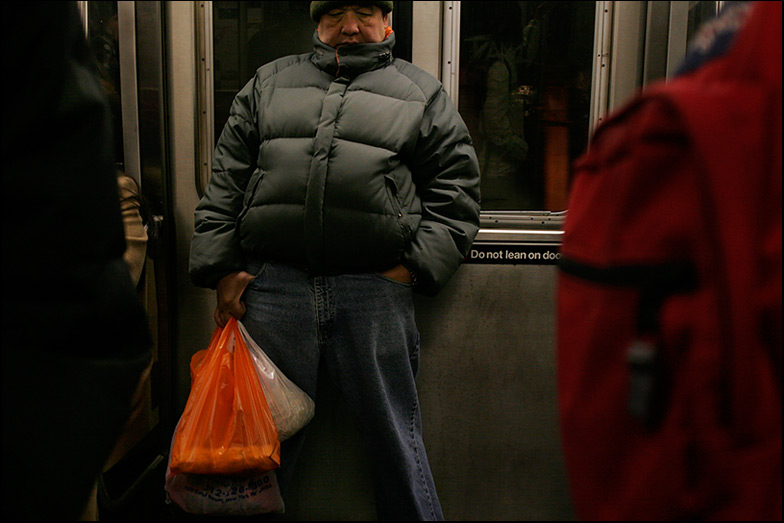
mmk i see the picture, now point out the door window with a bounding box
[458,1,596,211]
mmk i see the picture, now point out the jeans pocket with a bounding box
[245,261,269,291]
[373,272,414,288]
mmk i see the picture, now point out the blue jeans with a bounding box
[241,261,443,521]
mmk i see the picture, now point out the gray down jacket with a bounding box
[190,31,481,296]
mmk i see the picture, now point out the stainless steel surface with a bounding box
[118,0,142,186]
[416,263,574,521]
[440,1,461,101]
[608,1,648,111]
[591,1,614,131]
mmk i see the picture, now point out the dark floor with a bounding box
[98,429,175,521]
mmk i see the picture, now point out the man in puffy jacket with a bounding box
[189,2,481,520]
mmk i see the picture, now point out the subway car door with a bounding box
[412,1,721,520]
[417,2,723,520]
[413,2,721,520]
[412,2,594,520]
[163,1,722,520]
[78,1,177,519]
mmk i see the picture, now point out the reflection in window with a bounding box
[458,1,595,211]
[88,0,124,168]
[135,1,167,221]
[212,2,314,144]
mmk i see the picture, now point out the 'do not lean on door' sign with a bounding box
[463,242,561,265]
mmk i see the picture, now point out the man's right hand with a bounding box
[215,271,256,327]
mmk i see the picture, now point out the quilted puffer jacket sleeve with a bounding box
[405,86,481,295]
[190,77,261,289]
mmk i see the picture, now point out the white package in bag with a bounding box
[238,320,316,441]
[165,464,285,516]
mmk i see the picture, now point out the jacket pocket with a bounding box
[384,174,412,241]
[237,169,265,225]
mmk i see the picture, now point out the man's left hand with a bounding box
[380,264,413,284]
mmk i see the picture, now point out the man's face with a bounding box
[317,4,389,48]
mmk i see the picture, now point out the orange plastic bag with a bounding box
[169,317,280,475]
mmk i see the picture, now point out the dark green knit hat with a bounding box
[310,2,394,22]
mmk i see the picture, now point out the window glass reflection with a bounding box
[88,0,124,168]
[458,1,595,211]
[213,1,314,144]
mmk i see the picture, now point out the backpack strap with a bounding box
[559,257,698,427]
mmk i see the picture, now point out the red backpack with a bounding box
[557,2,781,519]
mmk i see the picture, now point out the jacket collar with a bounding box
[311,30,394,79]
